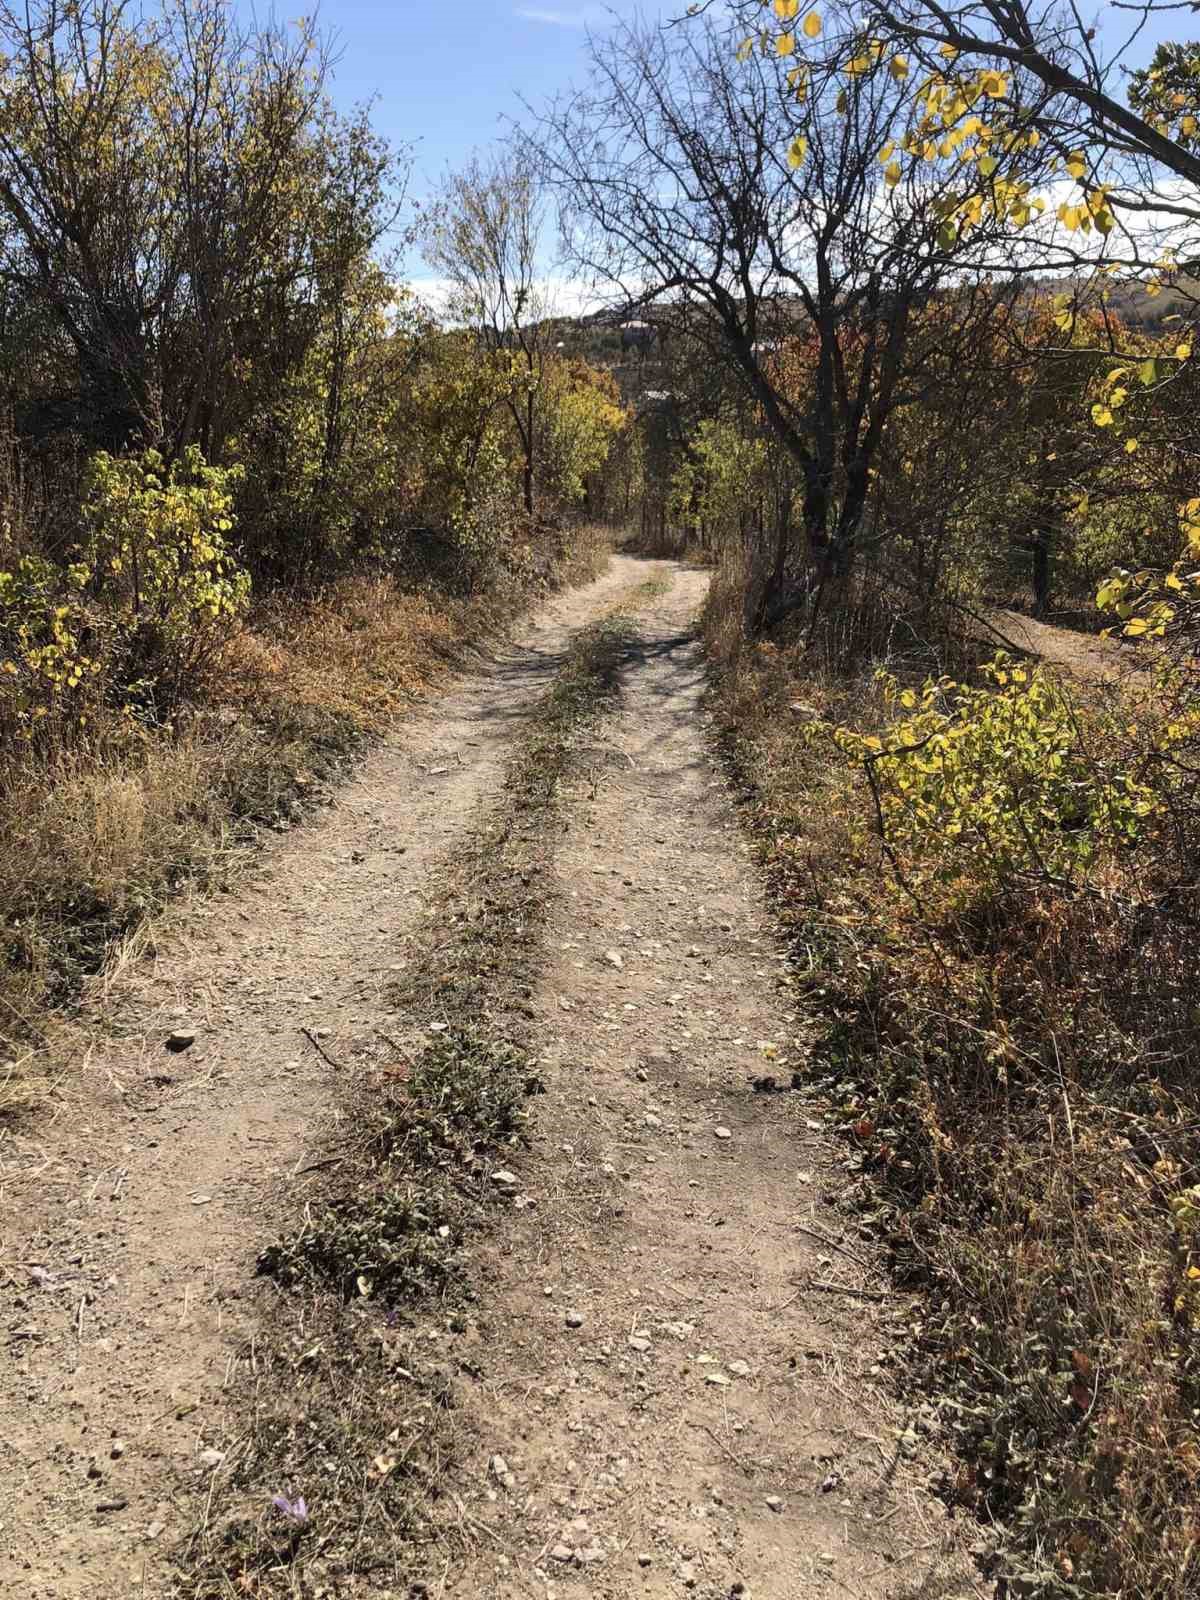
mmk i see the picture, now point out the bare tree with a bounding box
[425,150,553,516]
[535,12,1033,622]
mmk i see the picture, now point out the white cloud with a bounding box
[407,273,605,322]
[515,6,593,27]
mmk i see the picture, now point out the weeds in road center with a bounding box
[177,603,641,1597]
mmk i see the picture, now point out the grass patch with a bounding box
[702,565,1200,1600]
[176,600,641,1598]
[0,525,613,1117]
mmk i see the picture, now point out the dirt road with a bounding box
[0,559,969,1598]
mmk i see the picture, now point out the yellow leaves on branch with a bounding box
[803,10,822,38]
[773,0,799,16]
[776,31,796,55]
[1058,185,1115,236]
[787,134,808,168]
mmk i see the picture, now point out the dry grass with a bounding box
[0,524,614,1112]
[703,563,1200,1600]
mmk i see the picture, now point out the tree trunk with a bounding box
[1031,530,1051,616]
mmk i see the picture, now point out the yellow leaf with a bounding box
[1125,437,1139,453]
[884,160,902,187]
[776,31,796,55]
[803,10,822,37]
[1091,403,1114,427]
[774,0,799,16]
[1182,114,1197,136]
[1065,150,1086,179]
[889,53,908,79]
[1176,342,1193,360]
[878,141,895,163]
[787,135,808,168]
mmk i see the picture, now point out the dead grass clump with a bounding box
[703,588,1200,1600]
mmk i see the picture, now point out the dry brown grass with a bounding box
[0,524,614,1111]
[703,563,1200,1600]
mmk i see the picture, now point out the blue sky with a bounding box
[299,0,1185,293]
[302,1,671,282]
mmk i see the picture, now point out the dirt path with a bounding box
[991,608,1147,685]
[428,573,970,1599]
[0,555,662,1600]
[1,559,968,1600]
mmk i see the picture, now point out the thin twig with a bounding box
[808,1279,885,1301]
[687,1420,750,1470]
[794,1222,875,1271]
[301,1027,345,1069]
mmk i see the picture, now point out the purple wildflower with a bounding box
[271,1492,309,1524]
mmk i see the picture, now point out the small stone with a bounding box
[628,1335,651,1353]
[197,1448,225,1470]
[765,1495,784,1512]
[565,1310,585,1329]
[549,1544,575,1563]
[705,1372,730,1387]
[643,1113,662,1130]
[714,1126,732,1141]
[577,1540,606,1565]
[490,1169,518,1189]
[146,1521,165,1540]
[635,1067,648,1082]
[96,1498,128,1513]
[490,1455,510,1480]
[727,1360,751,1378]
[86,1459,104,1480]
[110,1440,127,1460]
[603,949,624,969]
[166,1029,195,1052]
[637,1552,652,1568]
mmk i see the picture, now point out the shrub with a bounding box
[0,546,97,748]
[836,656,1159,891]
[77,446,249,713]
